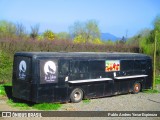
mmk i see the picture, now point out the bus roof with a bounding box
[14,52,151,60]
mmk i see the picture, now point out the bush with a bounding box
[43,30,55,40]
[0,50,13,83]
[0,38,140,83]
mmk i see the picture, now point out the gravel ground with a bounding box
[0,85,160,120]
[61,92,160,111]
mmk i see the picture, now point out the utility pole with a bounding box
[153,30,157,90]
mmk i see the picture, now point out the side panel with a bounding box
[114,60,134,94]
[144,59,153,89]
[12,56,32,101]
[36,58,70,103]
[35,84,69,103]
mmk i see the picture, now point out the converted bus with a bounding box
[12,52,152,103]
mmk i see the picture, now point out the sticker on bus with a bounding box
[105,60,120,72]
[19,60,27,79]
[40,60,58,84]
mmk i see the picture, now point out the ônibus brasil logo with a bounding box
[44,61,57,81]
[19,60,26,79]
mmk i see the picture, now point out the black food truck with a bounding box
[12,52,152,103]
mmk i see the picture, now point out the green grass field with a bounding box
[7,99,62,110]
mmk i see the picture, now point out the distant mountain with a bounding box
[101,33,119,41]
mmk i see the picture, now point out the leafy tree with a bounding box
[73,35,86,43]
[70,20,100,43]
[43,30,55,40]
[153,15,160,89]
[0,20,16,39]
[70,21,85,37]
[127,28,151,46]
[56,32,71,40]
[138,16,160,56]
[93,38,103,44]
[85,20,101,42]
[153,16,160,55]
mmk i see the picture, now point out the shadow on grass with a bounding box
[4,86,62,110]
[4,86,35,107]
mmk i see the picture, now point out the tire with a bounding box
[132,82,141,94]
[70,88,83,103]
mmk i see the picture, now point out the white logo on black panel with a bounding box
[44,61,57,81]
[19,60,27,79]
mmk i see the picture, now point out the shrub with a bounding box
[0,50,13,83]
[43,30,55,40]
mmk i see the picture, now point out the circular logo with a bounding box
[19,60,27,72]
[44,61,56,75]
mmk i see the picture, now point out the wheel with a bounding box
[132,82,141,94]
[70,88,83,103]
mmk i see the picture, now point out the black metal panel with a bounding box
[13,56,31,81]
[12,56,32,100]
[104,81,114,96]
[118,79,130,94]
[69,60,90,80]
[95,83,105,97]
[86,84,96,98]
[54,87,69,102]
[12,80,32,101]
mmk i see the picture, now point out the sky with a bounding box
[0,0,160,37]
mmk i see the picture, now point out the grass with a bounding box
[7,99,31,110]
[0,83,12,96]
[143,89,160,93]
[155,76,160,84]
[32,103,62,110]
[7,99,62,110]
[82,99,91,104]
[143,76,160,93]
[0,84,6,96]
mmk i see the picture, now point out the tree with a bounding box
[119,36,126,44]
[30,24,39,40]
[153,16,160,90]
[70,21,85,37]
[127,28,151,47]
[0,20,16,39]
[15,23,26,39]
[43,30,55,40]
[73,35,86,43]
[70,20,100,43]
[128,16,160,90]
[56,32,71,40]
[93,38,103,44]
[85,20,100,42]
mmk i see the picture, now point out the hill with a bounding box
[101,33,120,41]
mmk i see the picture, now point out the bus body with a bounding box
[12,52,152,103]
